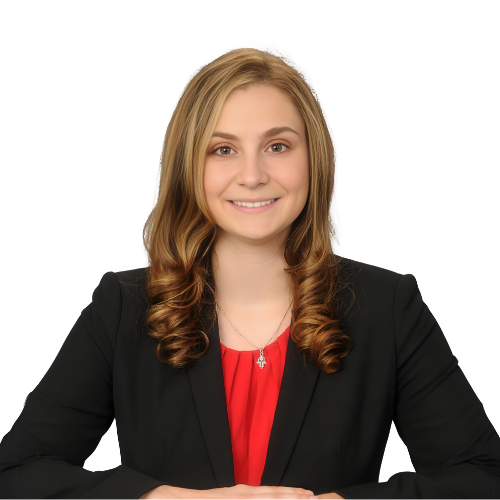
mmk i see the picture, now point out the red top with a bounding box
[220,325,290,486]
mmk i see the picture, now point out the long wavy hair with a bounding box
[143,48,353,373]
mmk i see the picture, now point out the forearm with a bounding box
[318,493,345,500]
[140,485,204,499]
[139,485,345,500]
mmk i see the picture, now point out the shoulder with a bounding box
[113,267,149,285]
[94,266,149,302]
[338,255,404,291]
[335,256,419,322]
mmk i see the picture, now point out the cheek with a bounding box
[281,158,309,202]
[203,163,225,204]
[203,162,217,195]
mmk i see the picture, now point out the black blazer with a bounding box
[0,258,499,499]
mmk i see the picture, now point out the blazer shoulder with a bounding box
[87,268,149,304]
[113,267,149,284]
[338,255,405,293]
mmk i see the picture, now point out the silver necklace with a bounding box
[214,295,293,369]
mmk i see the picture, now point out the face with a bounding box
[203,84,309,247]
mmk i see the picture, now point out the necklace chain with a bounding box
[214,294,292,368]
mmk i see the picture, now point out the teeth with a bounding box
[231,199,276,207]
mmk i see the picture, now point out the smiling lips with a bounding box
[230,198,277,207]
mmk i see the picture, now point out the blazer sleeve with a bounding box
[0,272,166,499]
[333,274,500,499]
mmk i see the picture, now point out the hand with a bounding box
[317,493,344,499]
[198,484,318,500]
[139,485,167,498]
[140,483,319,499]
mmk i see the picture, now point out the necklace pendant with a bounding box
[256,348,266,369]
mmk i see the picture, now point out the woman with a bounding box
[0,48,498,499]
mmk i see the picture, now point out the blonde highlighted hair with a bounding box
[143,48,353,372]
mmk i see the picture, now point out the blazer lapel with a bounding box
[261,318,321,486]
[188,303,321,488]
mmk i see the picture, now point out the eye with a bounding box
[212,142,290,156]
[266,143,289,154]
[211,144,235,157]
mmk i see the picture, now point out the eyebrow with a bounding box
[211,126,300,141]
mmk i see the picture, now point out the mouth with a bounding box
[228,198,281,214]
[229,198,278,208]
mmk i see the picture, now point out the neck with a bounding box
[212,246,292,312]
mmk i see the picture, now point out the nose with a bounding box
[235,151,270,189]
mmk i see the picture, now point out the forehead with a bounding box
[226,84,292,102]
[217,84,303,125]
